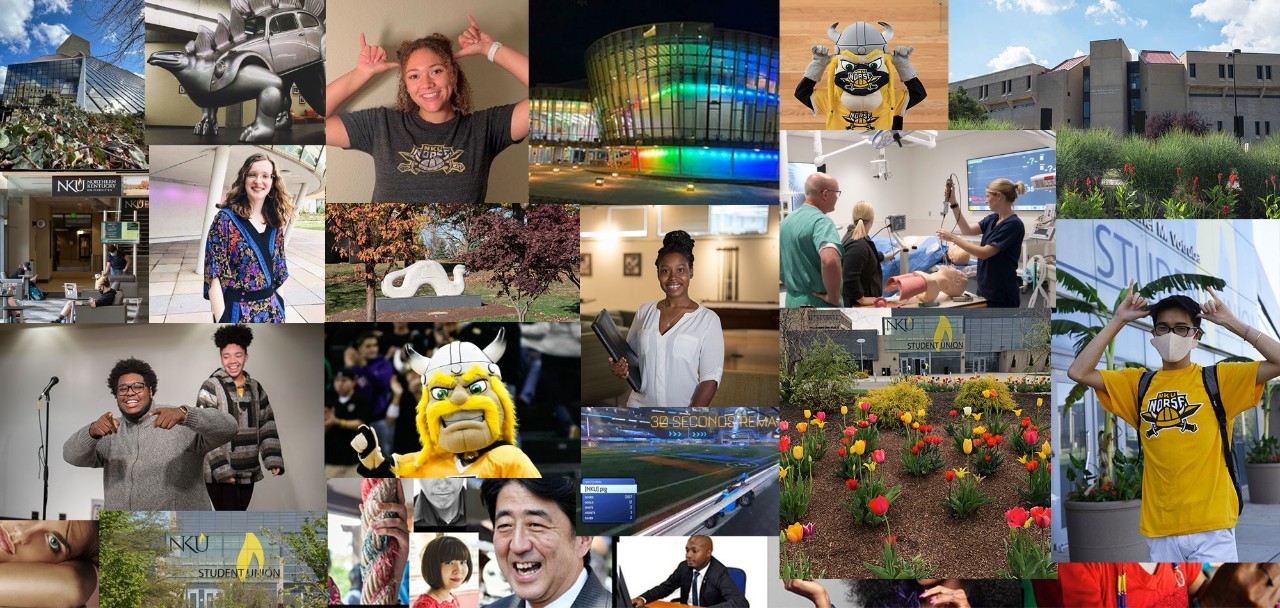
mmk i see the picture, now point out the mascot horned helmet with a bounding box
[405,328,506,379]
[828,21,894,56]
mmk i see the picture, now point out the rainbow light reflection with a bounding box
[633,146,778,180]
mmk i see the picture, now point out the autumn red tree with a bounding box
[458,204,580,321]
[326,203,426,321]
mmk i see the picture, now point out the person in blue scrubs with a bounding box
[936,178,1026,308]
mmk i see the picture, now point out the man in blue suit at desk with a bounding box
[631,536,747,607]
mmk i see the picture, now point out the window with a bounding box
[1256,121,1261,136]
[1189,63,1196,78]
[1258,65,1264,80]
[1000,81,1006,95]
[271,13,299,35]
[1267,121,1272,135]
[1219,64,1225,78]
[1229,64,1235,79]
[299,12,319,28]
[1217,120,1223,131]
[1269,66,1274,80]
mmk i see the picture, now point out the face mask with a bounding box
[1150,332,1199,363]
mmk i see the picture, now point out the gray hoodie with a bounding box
[63,405,237,510]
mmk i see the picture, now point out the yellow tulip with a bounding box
[954,467,969,479]
[804,410,812,419]
[807,455,812,462]
[963,439,973,454]
[973,426,986,435]
[796,422,808,434]
[867,461,877,472]
[780,466,789,480]
[853,439,867,455]
[912,422,920,430]
[1017,454,1029,465]
[973,412,983,421]
[1039,441,1052,460]
[813,418,826,429]
[841,405,848,415]
[917,408,926,418]
[785,522,804,543]
[1013,409,1022,417]
[792,445,804,460]
[1036,397,1044,407]
[901,412,913,425]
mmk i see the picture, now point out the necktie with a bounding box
[690,570,700,606]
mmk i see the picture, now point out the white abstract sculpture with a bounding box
[381,261,466,298]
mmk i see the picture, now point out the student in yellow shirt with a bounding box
[1067,281,1280,561]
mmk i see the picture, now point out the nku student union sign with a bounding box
[882,316,965,353]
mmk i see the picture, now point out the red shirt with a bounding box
[1057,562,1200,608]
[411,592,460,608]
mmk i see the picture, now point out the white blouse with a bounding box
[625,301,725,407]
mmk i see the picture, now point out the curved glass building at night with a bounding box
[571,22,779,180]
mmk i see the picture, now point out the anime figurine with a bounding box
[794,21,926,130]
[351,329,541,478]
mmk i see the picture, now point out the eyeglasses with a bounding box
[1152,324,1198,337]
[115,383,149,396]
[823,189,842,198]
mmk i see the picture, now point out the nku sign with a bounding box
[52,175,122,198]
[882,315,965,353]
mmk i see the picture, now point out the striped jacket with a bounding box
[200,368,285,483]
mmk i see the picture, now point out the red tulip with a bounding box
[1024,429,1038,445]
[869,495,889,516]
[1026,460,1039,472]
[815,411,827,421]
[838,448,847,457]
[1222,205,1230,214]
[872,449,886,464]
[1194,176,1200,188]
[868,414,878,424]
[1006,507,1029,529]
[945,470,956,482]
[1021,417,1031,428]
[949,409,957,417]
[985,438,997,449]
[858,420,869,428]
[779,436,790,453]
[846,478,858,491]
[1176,166,1182,177]
[1030,506,1051,529]
[779,420,789,432]
[841,437,850,446]
[860,401,871,411]
[885,535,898,547]
[911,445,920,455]
[995,435,1003,445]
[984,454,991,461]
[844,426,855,436]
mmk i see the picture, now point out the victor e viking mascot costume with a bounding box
[794,21,927,130]
[351,329,541,477]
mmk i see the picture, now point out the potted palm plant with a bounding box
[1053,270,1224,561]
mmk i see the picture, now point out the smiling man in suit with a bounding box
[632,536,747,607]
[482,478,610,608]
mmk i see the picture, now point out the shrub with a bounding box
[864,380,929,423]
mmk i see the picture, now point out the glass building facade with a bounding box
[579,22,779,180]
[163,511,322,608]
[2,54,144,114]
[530,85,604,164]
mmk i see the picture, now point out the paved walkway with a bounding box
[528,165,777,205]
[147,227,326,323]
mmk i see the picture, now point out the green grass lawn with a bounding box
[294,219,324,231]
[325,262,580,321]
[580,443,774,534]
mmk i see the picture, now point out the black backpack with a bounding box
[1137,364,1243,515]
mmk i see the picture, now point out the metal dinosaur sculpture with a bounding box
[147,0,326,142]
[381,261,467,298]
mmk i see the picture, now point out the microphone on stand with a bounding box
[40,376,58,397]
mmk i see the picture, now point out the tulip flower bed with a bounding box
[779,389,1053,579]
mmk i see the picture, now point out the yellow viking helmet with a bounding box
[405,330,518,458]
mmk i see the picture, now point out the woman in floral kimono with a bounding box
[204,153,295,323]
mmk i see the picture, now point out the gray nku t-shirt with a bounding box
[340,103,518,203]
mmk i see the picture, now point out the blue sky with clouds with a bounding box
[950,0,1280,81]
[0,0,143,88]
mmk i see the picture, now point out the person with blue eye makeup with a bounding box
[0,520,98,608]
[326,16,530,204]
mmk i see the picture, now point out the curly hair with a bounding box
[213,324,254,351]
[106,357,157,396]
[219,153,297,229]
[655,230,695,270]
[394,34,473,116]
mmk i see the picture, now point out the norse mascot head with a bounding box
[821,21,906,130]
[403,329,517,468]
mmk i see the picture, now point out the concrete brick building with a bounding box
[950,38,1280,140]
